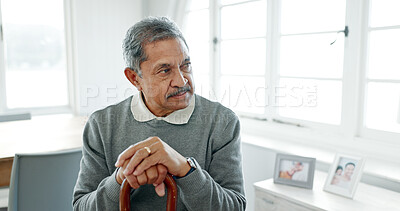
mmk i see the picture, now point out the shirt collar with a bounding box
[130,92,195,125]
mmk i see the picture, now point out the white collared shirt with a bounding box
[130,92,195,125]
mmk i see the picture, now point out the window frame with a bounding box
[215,0,352,132]
[0,1,7,114]
[0,0,75,116]
[274,0,347,132]
[188,0,400,161]
[358,0,400,144]
[216,0,268,117]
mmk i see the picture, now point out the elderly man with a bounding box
[73,16,246,210]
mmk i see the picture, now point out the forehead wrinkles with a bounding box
[144,38,188,61]
[153,56,189,70]
[148,51,189,71]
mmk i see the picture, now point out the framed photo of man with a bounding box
[323,153,365,199]
[273,153,316,189]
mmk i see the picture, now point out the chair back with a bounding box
[8,148,82,211]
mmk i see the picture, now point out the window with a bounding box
[363,0,400,135]
[182,1,210,99]
[183,0,400,144]
[277,0,346,125]
[0,0,70,115]
[219,0,266,115]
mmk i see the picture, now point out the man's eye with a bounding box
[181,63,191,71]
[159,69,171,74]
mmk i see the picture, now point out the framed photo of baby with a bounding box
[323,153,365,199]
[273,153,316,189]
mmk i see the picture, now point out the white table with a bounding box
[254,171,400,211]
[0,115,85,187]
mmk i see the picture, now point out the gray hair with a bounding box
[122,16,188,77]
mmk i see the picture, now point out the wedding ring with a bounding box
[144,146,151,154]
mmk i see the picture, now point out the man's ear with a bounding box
[124,68,142,91]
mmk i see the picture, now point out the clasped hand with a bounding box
[115,137,190,196]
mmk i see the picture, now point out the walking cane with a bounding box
[119,174,177,211]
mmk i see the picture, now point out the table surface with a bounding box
[0,115,86,207]
[0,115,86,159]
[254,171,400,211]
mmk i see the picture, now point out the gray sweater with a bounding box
[73,94,246,210]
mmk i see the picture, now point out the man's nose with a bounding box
[171,69,187,87]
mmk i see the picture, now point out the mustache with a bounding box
[166,85,191,98]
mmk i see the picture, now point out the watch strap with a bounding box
[173,157,197,179]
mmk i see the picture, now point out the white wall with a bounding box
[70,0,190,115]
[242,143,276,211]
[72,0,142,116]
[142,0,188,27]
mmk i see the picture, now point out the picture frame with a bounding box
[323,153,365,199]
[273,153,316,189]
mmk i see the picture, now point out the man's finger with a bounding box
[115,137,157,167]
[154,182,165,197]
[126,174,140,189]
[145,166,159,184]
[136,172,148,186]
[154,164,168,185]
[133,154,160,176]
[116,160,130,185]
[124,147,154,175]
[115,145,137,167]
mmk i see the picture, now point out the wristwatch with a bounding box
[186,157,197,173]
[174,157,197,179]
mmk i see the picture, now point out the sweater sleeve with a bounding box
[175,115,246,210]
[72,115,122,211]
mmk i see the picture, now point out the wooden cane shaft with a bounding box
[119,173,177,211]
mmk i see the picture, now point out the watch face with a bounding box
[187,157,197,169]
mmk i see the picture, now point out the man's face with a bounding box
[344,164,355,177]
[294,162,304,171]
[133,38,194,117]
